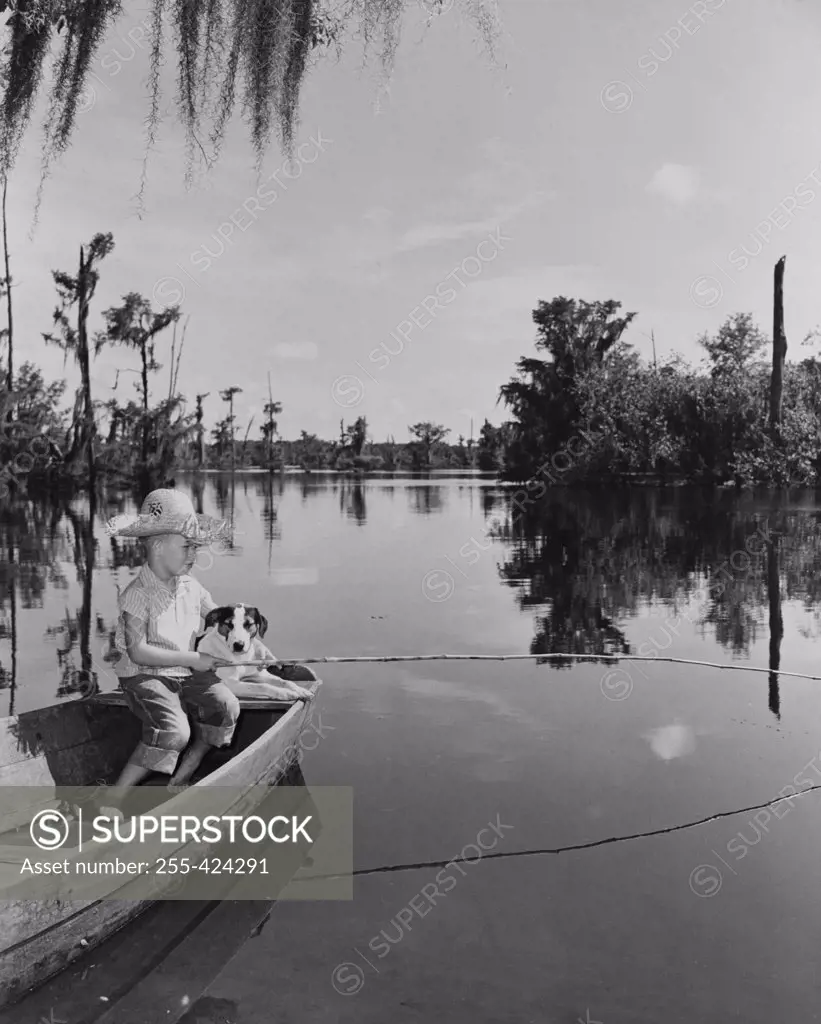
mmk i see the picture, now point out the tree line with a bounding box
[0,230,506,498]
[0,237,813,496]
[496,258,806,487]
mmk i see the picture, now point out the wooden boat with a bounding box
[0,767,322,1024]
[0,664,321,1008]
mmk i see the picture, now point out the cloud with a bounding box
[311,138,552,282]
[646,163,700,206]
[392,137,551,255]
[273,342,318,360]
[440,263,602,332]
[395,192,548,254]
[462,136,539,206]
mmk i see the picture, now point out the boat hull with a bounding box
[0,671,319,1008]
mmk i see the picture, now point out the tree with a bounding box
[698,311,767,378]
[260,399,282,466]
[1,175,12,395]
[771,256,787,430]
[380,435,399,471]
[195,392,209,467]
[346,415,367,457]
[6,361,65,430]
[408,421,449,470]
[211,416,233,461]
[102,397,121,444]
[42,232,114,487]
[241,414,255,467]
[0,361,66,492]
[166,314,187,401]
[261,372,281,468]
[219,385,242,468]
[499,296,636,477]
[96,291,180,463]
[693,312,769,482]
[0,1,499,200]
[294,430,328,470]
[476,419,504,472]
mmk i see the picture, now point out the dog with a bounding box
[195,604,314,702]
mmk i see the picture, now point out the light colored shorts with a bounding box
[117,672,240,774]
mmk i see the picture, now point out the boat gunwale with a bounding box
[0,678,321,955]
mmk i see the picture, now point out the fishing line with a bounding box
[297,782,821,882]
[253,652,821,683]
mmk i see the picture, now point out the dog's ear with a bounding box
[249,608,268,638]
[204,608,222,630]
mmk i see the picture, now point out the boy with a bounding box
[106,488,236,790]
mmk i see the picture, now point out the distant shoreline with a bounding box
[174,467,499,478]
[170,469,743,488]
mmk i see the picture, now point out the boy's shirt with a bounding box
[113,564,216,679]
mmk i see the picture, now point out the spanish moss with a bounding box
[27,0,124,225]
[171,0,204,186]
[0,0,501,198]
[0,2,53,177]
[134,0,166,213]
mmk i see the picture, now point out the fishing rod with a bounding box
[236,652,821,684]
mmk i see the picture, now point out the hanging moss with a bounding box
[0,0,500,193]
[0,3,54,175]
[39,2,124,164]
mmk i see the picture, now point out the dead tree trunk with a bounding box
[2,176,13,396]
[140,341,149,464]
[195,392,208,467]
[770,255,787,430]
[241,415,254,467]
[7,537,16,717]
[267,371,274,469]
[76,245,96,490]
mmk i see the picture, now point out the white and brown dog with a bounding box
[195,604,313,701]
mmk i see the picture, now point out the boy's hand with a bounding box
[190,652,233,672]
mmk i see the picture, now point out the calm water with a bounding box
[4,475,821,1023]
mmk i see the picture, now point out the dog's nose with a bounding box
[232,642,245,652]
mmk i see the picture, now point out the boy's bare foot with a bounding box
[166,783,191,796]
[97,805,125,821]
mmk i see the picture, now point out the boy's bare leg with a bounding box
[88,760,152,819]
[114,761,153,787]
[168,736,212,788]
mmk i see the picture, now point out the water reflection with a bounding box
[340,480,367,525]
[260,473,282,543]
[766,536,782,719]
[644,723,697,761]
[0,548,14,713]
[0,479,817,715]
[408,485,446,517]
[494,488,821,719]
[190,474,205,514]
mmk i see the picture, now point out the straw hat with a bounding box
[104,489,230,544]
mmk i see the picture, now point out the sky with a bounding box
[7,0,821,443]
